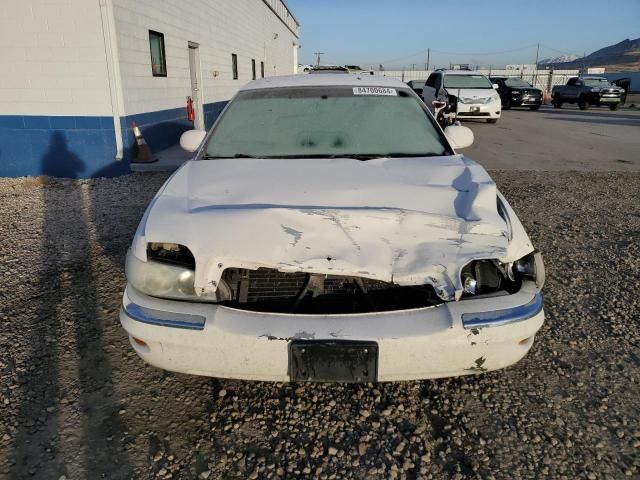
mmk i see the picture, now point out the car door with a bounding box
[422,73,439,107]
[565,78,581,99]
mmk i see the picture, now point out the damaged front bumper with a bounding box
[119,281,544,382]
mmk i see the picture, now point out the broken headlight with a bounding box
[126,243,211,301]
[461,260,504,296]
[510,251,545,289]
[461,251,545,297]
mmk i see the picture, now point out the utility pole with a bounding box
[313,52,324,66]
[410,63,416,71]
[426,48,430,71]
[533,42,540,87]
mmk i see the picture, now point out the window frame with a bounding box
[149,30,167,77]
[232,53,238,80]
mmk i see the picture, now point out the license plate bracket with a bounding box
[289,340,378,383]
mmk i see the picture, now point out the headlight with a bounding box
[126,244,216,301]
[510,251,545,289]
[483,96,498,104]
[457,97,466,104]
[461,251,545,296]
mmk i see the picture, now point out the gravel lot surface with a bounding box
[1,170,639,480]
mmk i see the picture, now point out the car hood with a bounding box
[137,155,515,300]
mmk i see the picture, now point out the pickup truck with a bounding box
[552,77,625,111]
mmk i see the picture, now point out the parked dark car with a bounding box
[407,80,427,97]
[491,77,542,111]
[551,77,624,110]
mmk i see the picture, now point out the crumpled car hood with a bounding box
[139,155,513,300]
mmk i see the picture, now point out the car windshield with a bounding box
[583,78,611,87]
[504,78,533,88]
[444,74,493,89]
[202,86,450,159]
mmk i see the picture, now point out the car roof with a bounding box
[438,70,488,76]
[239,74,409,91]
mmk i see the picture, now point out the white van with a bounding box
[423,70,502,123]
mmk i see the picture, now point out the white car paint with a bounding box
[453,87,502,121]
[120,74,543,382]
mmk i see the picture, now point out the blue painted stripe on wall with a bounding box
[0,101,228,178]
[0,123,125,178]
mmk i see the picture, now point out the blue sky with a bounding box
[287,0,640,69]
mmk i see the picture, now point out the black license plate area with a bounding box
[289,340,378,383]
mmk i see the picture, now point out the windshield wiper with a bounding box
[201,154,261,159]
[260,153,444,161]
[202,153,444,161]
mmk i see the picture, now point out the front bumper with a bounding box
[456,102,501,119]
[120,282,544,382]
[597,95,622,104]
[512,95,542,106]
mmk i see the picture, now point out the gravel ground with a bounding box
[0,171,639,480]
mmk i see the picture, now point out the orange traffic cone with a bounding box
[131,121,157,163]
[542,90,550,105]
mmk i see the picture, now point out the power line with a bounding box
[429,44,537,56]
[372,44,537,66]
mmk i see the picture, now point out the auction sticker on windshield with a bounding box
[353,87,397,96]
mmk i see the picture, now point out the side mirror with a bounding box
[492,83,499,89]
[180,129,207,153]
[444,125,474,149]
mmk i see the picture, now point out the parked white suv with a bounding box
[423,70,502,123]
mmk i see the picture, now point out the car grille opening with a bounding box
[218,268,443,314]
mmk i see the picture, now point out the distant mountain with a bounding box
[545,38,640,72]
[539,55,578,64]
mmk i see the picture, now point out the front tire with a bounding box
[609,103,619,111]
[486,118,498,124]
[530,105,540,111]
[553,96,562,108]
[578,97,589,110]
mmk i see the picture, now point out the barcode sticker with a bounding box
[352,87,397,96]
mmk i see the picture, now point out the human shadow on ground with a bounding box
[9,132,132,479]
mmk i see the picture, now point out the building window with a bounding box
[261,61,265,78]
[252,59,256,80]
[232,54,238,80]
[149,31,167,77]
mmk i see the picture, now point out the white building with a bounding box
[0,0,300,177]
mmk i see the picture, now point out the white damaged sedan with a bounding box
[120,74,545,382]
